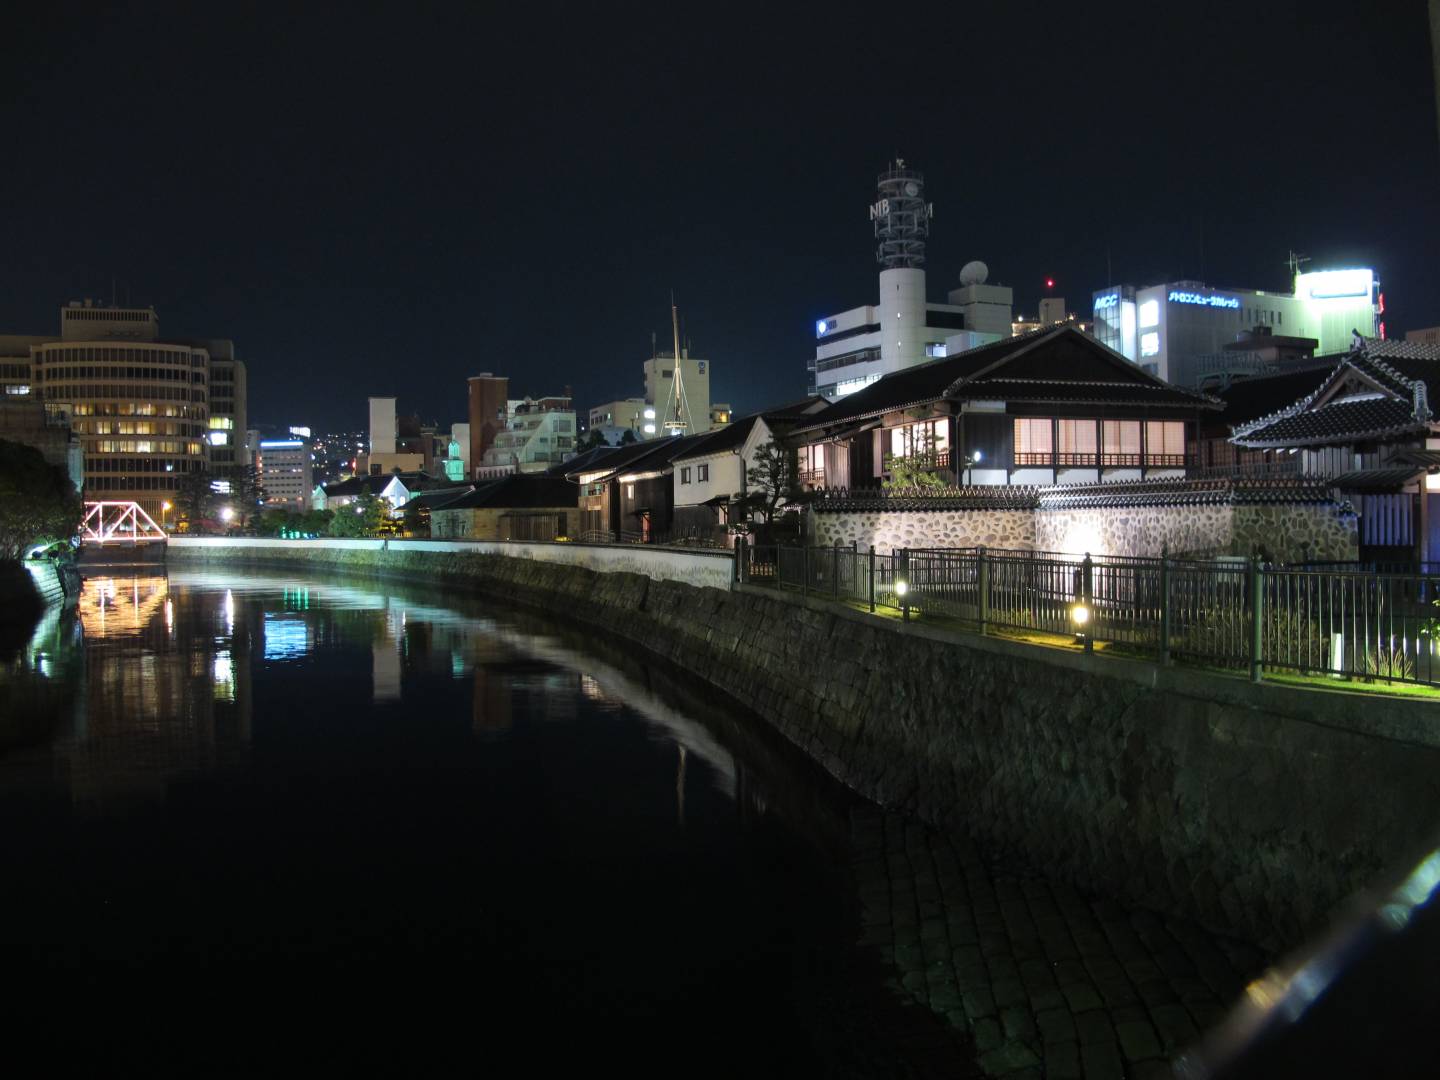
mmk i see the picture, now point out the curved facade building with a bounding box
[0,302,251,519]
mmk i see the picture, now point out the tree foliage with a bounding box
[234,463,266,527]
[575,428,609,453]
[0,438,83,561]
[740,439,794,523]
[175,468,215,527]
[883,424,947,491]
[328,492,390,537]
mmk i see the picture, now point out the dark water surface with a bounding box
[0,570,953,1074]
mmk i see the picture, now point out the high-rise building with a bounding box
[809,161,1013,400]
[467,373,509,477]
[0,301,249,518]
[1093,268,1381,385]
[256,437,313,513]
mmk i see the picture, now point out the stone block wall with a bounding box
[811,508,1035,552]
[813,502,1359,561]
[169,540,1439,950]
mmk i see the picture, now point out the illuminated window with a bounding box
[1138,300,1159,328]
[1145,421,1186,464]
[1102,420,1142,464]
[1013,418,1053,464]
[1057,420,1097,459]
[1140,332,1160,357]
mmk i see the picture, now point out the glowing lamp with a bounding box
[816,319,828,336]
[894,579,908,598]
[220,506,235,523]
[1045,278,1055,289]
[1071,602,1090,627]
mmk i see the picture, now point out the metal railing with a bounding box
[739,542,1440,688]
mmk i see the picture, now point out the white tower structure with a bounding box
[873,160,933,373]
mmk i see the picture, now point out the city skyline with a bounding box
[3,2,1436,431]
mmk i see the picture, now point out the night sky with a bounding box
[4,2,1436,432]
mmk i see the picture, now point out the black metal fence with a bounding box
[739,542,1440,688]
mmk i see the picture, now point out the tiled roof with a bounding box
[430,475,577,511]
[671,415,760,461]
[1230,337,1440,448]
[1211,366,1333,427]
[793,325,1217,435]
[1329,466,1428,492]
[562,435,681,480]
[954,377,1214,407]
[321,474,394,497]
[810,477,1347,513]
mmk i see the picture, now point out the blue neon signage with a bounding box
[1168,290,1239,310]
[1093,293,1118,310]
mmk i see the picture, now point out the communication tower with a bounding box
[871,159,934,370]
[871,159,933,269]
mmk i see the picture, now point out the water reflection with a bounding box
[4,570,759,819]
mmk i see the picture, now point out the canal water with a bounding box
[0,569,962,1074]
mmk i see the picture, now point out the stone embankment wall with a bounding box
[169,539,1440,950]
[1033,503,1358,562]
[814,502,1358,561]
[812,509,1036,551]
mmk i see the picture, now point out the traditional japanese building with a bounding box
[787,324,1220,491]
[1230,335,1440,563]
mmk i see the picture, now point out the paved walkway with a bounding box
[851,809,1269,1079]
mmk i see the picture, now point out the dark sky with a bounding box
[4,1,1436,431]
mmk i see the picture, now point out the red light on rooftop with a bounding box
[1045,277,1055,289]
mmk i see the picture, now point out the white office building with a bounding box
[1093,268,1381,386]
[809,161,1014,400]
[257,437,313,513]
[479,395,576,476]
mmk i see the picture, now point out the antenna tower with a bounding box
[661,297,692,436]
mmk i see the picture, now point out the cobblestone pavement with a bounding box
[852,809,1269,1079]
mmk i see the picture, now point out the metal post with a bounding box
[1159,554,1171,665]
[978,544,989,635]
[1250,556,1264,683]
[901,548,910,623]
[833,540,840,600]
[868,545,876,613]
[802,544,809,600]
[1082,553,1094,654]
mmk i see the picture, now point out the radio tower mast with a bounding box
[661,296,693,436]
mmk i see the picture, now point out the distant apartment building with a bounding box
[479,395,576,475]
[256,437,313,513]
[0,301,249,518]
[589,346,728,445]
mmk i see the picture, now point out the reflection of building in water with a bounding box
[54,574,254,813]
[471,665,513,736]
[373,638,402,703]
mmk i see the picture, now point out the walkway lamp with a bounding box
[964,450,983,485]
[161,501,172,530]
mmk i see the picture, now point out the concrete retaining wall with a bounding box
[167,539,1440,949]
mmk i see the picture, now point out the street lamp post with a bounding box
[964,450,983,486]
[161,501,172,530]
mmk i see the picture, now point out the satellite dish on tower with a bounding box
[904,180,919,197]
[959,260,989,286]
